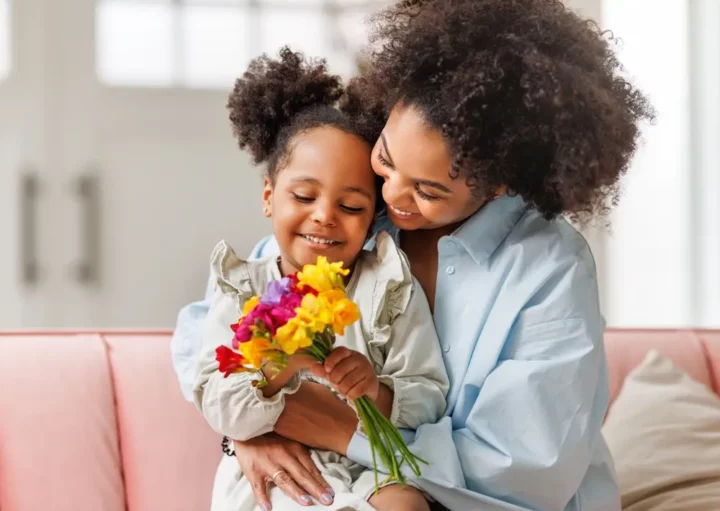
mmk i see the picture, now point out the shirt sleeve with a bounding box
[377,277,449,430]
[192,278,301,441]
[170,234,279,401]
[348,256,609,511]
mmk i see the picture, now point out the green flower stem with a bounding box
[305,334,427,490]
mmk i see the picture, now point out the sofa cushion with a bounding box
[104,334,220,511]
[603,350,720,510]
[603,330,712,404]
[700,331,720,393]
[0,334,126,511]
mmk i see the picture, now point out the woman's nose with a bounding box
[381,175,407,205]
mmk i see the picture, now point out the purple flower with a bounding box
[261,277,294,305]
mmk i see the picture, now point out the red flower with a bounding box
[215,345,248,378]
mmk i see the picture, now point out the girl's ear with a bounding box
[262,177,273,218]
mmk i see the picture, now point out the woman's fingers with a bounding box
[247,475,272,511]
[285,454,335,506]
[271,469,314,507]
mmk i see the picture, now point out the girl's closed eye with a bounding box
[292,192,315,203]
[341,204,365,214]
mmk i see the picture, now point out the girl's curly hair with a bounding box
[345,0,655,222]
[227,46,381,180]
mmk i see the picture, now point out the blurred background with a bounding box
[0,0,717,330]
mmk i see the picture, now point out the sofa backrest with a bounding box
[0,332,218,511]
[1,329,719,511]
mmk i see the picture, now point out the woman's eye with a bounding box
[377,152,392,167]
[415,185,440,201]
[292,193,314,203]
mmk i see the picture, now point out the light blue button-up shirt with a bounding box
[171,195,619,511]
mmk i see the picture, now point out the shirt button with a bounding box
[441,343,451,353]
[446,266,455,275]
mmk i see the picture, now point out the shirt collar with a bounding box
[450,193,528,264]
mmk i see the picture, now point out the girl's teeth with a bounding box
[304,235,336,245]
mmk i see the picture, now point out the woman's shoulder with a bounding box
[506,210,598,275]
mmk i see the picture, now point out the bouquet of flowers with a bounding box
[214,256,425,489]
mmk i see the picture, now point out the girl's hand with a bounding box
[233,433,335,509]
[260,353,316,397]
[313,347,379,401]
[287,352,319,373]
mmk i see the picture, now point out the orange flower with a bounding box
[238,336,272,368]
[330,297,360,335]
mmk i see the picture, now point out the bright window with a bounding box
[0,0,10,80]
[601,0,720,327]
[95,0,385,89]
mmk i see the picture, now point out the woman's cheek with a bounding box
[419,202,453,225]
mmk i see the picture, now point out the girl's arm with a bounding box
[371,277,448,429]
[171,234,278,401]
[193,242,301,442]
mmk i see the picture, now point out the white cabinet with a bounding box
[1,0,384,328]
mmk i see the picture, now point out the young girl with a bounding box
[193,48,449,511]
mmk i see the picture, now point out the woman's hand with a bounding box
[233,433,335,510]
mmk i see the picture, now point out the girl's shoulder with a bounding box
[209,240,279,299]
[355,230,415,323]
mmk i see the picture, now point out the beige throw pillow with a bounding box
[603,350,720,510]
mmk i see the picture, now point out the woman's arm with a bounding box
[274,380,359,455]
[345,257,612,511]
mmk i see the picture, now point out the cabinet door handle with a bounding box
[19,170,40,285]
[73,172,101,285]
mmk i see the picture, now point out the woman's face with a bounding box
[371,104,489,231]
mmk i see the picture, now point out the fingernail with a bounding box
[300,495,313,505]
[261,504,271,511]
[320,493,333,505]
[326,487,335,497]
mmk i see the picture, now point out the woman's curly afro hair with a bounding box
[346,0,655,221]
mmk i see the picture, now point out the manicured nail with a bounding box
[320,493,333,505]
[260,504,271,511]
[300,495,312,505]
[326,487,335,497]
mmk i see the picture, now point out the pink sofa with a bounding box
[1,329,719,511]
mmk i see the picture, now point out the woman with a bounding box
[172,1,653,509]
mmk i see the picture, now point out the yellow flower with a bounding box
[275,318,313,355]
[238,336,271,368]
[296,293,333,332]
[298,257,349,293]
[241,296,261,316]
